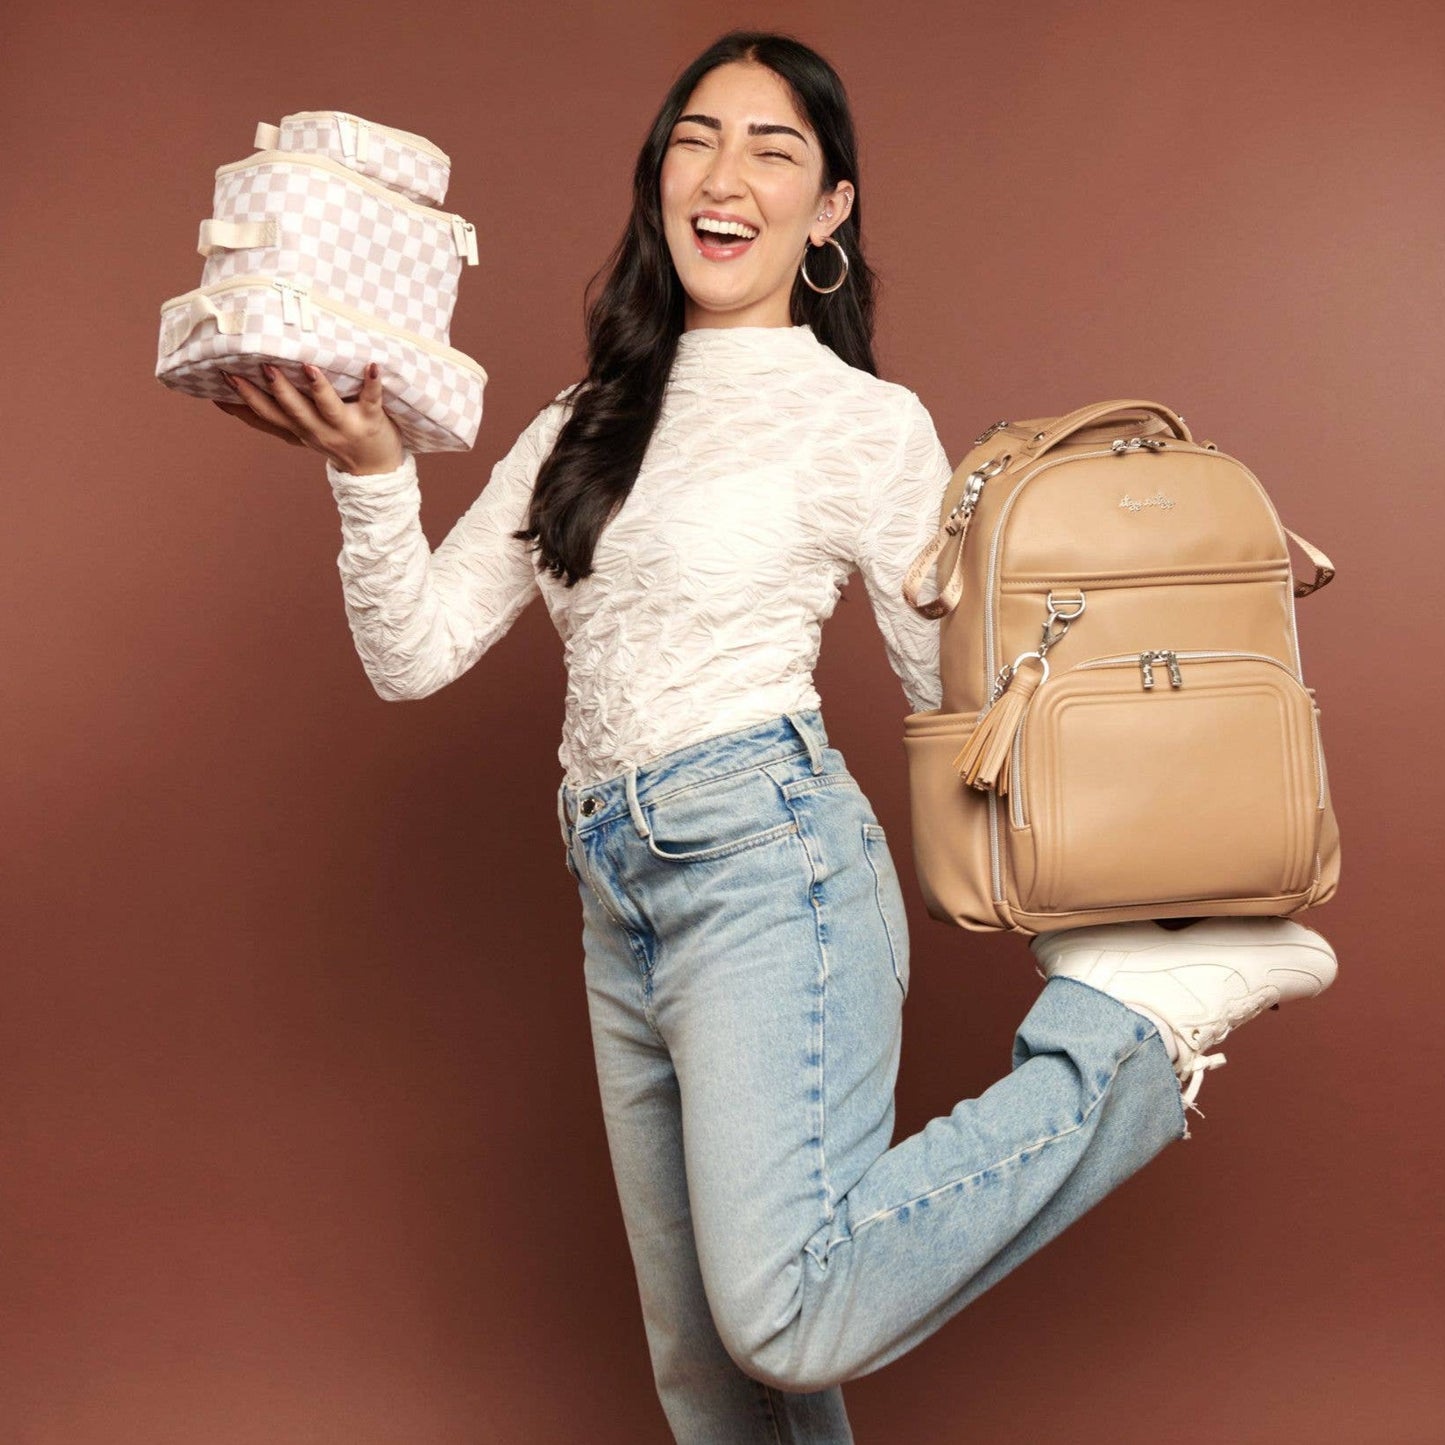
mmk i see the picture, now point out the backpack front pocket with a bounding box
[1006,651,1324,912]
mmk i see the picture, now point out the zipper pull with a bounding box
[450,216,480,265]
[273,277,315,331]
[1112,435,1168,453]
[291,275,314,331]
[1138,649,1180,689]
[275,278,298,326]
[973,419,1010,446]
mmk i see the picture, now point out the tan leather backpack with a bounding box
[900,399,1340,937]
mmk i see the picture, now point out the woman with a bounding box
[215,30,1338,1443]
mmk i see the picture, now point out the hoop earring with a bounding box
[800,235,849,295]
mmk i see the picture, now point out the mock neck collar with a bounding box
[669,322,827,386]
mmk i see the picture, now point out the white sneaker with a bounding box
[1029,917,1338,1130]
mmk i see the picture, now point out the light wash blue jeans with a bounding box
[556,708,1187,1443]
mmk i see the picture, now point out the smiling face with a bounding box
[659,60,855,331]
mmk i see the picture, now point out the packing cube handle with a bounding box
[197,216,279,258]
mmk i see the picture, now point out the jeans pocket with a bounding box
[862,822,910,1001]
[641,765,798,864]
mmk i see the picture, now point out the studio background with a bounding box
[5,2,1440,1442]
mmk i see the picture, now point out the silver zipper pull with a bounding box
[973,419,1010,446]
[1112,435,1169,453]
[1166,651,1183,687]
[1140,651,1156,689]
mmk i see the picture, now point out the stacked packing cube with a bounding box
[156,109,487,452]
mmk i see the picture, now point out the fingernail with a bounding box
[303,363,319,381]
[262,363,276,378]
[221,371,239,390]
[367,362,378,380]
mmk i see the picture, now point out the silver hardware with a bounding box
[1037,589,1086,659]
[1138,649,1182,689]
[973,419,1010,446]
[943,454,1008,534]
[580,796,600,816]
[1111,436,1168,453]
[1032,430,1046,443]
[988,649,1051,704]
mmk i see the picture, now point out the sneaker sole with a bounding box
[1031,916,1338,1002]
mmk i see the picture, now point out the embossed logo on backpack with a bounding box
[1118,490,1176,512]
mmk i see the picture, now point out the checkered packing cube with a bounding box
[156,111,487,454]
[254,110,453,208]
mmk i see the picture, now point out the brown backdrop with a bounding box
[5,2,1441,1441]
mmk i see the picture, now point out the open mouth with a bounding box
[691,218,758,258]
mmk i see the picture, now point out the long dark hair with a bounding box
[512,29,880,587]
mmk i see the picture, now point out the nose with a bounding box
[700,143,745,198]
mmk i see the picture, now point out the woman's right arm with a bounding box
[325,403,566,700]
[213,359,570,701]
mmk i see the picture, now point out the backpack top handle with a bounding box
[1026,399,1193,455]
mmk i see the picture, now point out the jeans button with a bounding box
[580,796,599,816]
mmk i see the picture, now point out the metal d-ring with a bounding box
[1045,589,1086,622]
[1036,590,1086,659]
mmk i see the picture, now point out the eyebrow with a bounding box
[674,113,810,146]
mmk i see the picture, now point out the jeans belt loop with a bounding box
[786,711,824,775]
[624,765,651,838]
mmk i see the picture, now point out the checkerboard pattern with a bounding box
[156,280,485,453]
[205,157,464,344]
[157,110,485,453]
[274,111,451,207]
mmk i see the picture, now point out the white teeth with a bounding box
[694,217,758,240]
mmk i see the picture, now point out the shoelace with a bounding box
[1172,1046,1227,1140]
[1178,1047,1227,1111]
[1170,988,1276,1134]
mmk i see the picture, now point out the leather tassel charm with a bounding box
[952,654,1049,793]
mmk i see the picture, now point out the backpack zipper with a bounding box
[158,272,489,382]
[216,149,478,263]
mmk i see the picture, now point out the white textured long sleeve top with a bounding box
[324,322,955,789]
